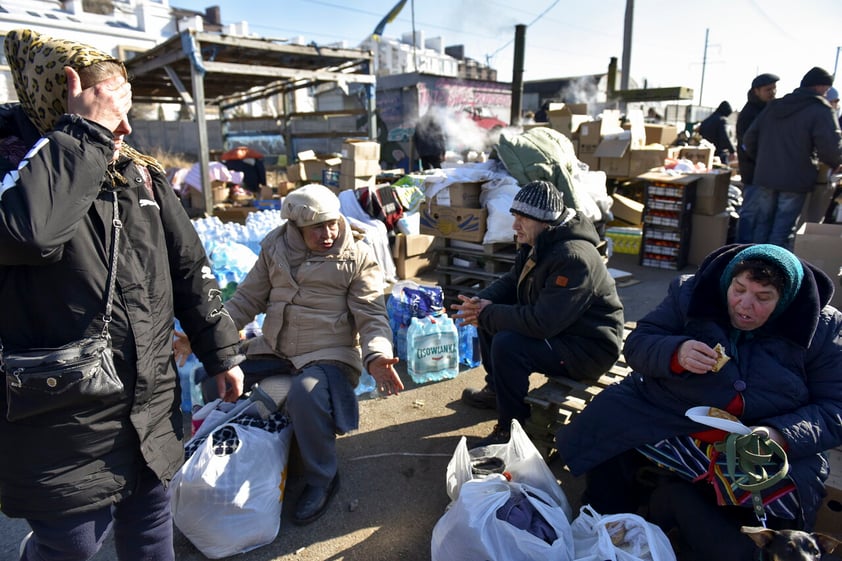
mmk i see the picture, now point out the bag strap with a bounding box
[713,428,789,525]
[0,190,121,355]
[101,190,122,338]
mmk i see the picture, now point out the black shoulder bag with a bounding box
[2,191,125,422]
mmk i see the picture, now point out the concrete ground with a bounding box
[0,252,688,561]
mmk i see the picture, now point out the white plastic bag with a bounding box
[570,505,676,561]
[171,422,293,559]
[431,476,574,561]
[445,419,573,520]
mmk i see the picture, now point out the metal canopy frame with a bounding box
[124,30,376,212]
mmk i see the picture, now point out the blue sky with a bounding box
[173,0,842,110]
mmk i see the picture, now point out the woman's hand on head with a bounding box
[64,66,131,132]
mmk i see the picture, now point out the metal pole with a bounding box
[511,24,526,125]
[411,0,417,71]
[835,46,841,78]
[699,28,709,107]
[620,0,633,92]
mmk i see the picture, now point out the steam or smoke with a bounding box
[415,105,507,154]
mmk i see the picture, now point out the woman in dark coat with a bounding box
[556,243,842,560]
[0,30,244,560]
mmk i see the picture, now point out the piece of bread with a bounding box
[710,343,730,372]
[605,521,626,546]
[708,406,739,422]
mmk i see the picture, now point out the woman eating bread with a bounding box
[555,244,842,560]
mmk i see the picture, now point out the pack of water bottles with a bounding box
[386,281,445,361]
[405,313,460,384]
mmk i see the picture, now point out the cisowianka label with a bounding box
[408,332,458,377]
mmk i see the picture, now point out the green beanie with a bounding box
[719,244,804,317]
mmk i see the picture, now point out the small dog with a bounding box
[741,526,842,561]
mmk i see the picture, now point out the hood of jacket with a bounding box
[532,208,601,256]
[686,244,834,349]
[766,88,832,119]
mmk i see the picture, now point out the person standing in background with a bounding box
[736,73,779,242]
[412,111,447,170]
[740,66,842,249]
[698,100,736,164]
[0,29,244,561]
[826,86,842,128]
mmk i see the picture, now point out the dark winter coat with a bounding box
[556,244,842,528]
[0,104,243,519]
[736,90,768,184]
[698,101,735,161]
[477,210,624,380]
[743,87,842,192]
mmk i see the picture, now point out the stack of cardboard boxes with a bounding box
[340,139,380,191]
[686,168,734,266]
[794,222,842,310]
[419,181,488,243]
[285,150,341,186]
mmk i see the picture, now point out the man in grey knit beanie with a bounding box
[452,180,625,447]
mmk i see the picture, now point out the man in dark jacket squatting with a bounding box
[453,180,624,447]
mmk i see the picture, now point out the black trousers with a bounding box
[583,450,792,561]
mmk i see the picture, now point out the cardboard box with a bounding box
[595,136,631,177]
[688,169,731,215]
[578,117,620,146]
[392,233,437,279]
[430,181,483,208]
[419,202,487,243]
[338,174,376,191]
[679,147,714,170]
[814,485,842,540]
[611,193,644,225]
[629,148,668,177]
[341,139,380,161]
[826,446,842,491]
[340,158,381,178]
[644,124,679,146]
[688,211,730,266]
[605,227,642,255]
[547,103,591,139]
[794,223,842,309]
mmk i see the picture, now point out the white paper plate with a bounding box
[685,406,751,435]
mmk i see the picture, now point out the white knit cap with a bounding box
[510,180,565,223]
[281,184,341,227]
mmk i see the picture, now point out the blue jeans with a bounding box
[478,328,568,428]
[736,185,806,249]
[21,466,173,561]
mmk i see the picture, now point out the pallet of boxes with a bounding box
[418,179,520,305]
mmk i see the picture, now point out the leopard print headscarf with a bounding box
[4,28,163,175]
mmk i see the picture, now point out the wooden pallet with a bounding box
[524,321,636,458]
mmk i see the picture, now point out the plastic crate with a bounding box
[253,199,281,210]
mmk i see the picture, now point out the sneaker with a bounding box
[19,531,32,558]
[461,385,497,409]
[470,424,511,449]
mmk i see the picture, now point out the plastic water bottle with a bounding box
[406,314,459,384]
[355,368,377,397]
[458,322,482,368]
[177,354,201,412]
